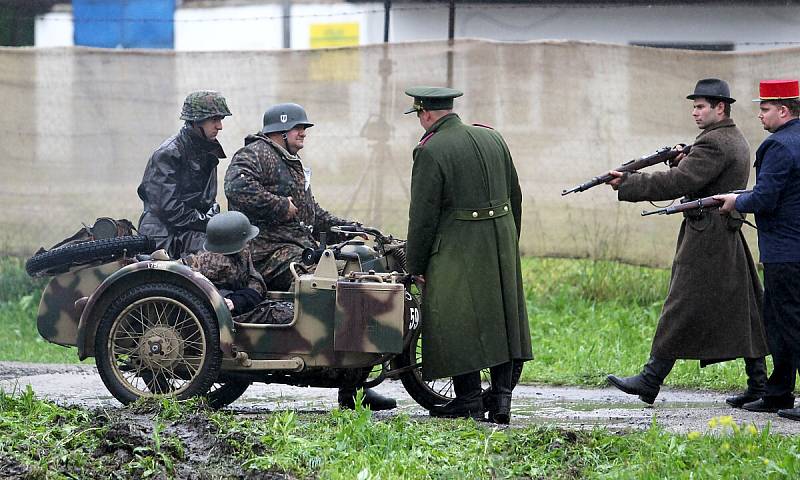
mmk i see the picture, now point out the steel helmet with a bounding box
[203,211,259,255]
[261,103,314,134]
[180,90,233,122]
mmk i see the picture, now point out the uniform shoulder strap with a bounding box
[418,131,437,146]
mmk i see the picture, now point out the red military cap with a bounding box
[754,79,800,102]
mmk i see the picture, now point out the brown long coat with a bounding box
[618,118,768,360]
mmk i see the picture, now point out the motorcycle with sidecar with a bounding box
[29,220,519,409]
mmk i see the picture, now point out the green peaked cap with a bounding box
[404,86,463,114]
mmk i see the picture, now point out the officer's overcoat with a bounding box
[618,118,768,361]
[406,114,533,380]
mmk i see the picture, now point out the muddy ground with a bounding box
[3,361,800,435]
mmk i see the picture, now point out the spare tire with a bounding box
[25,235,155,276]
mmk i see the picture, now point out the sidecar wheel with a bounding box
[204,380,251,409]
[95,283,221,405]
[393,328,522,410]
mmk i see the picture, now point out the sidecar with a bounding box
[32,231,435,408]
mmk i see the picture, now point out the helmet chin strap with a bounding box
[191,120,209,140]
[281,131,294,154]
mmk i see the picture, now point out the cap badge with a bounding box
[280,114,288,123]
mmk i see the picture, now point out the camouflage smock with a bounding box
[182,248,266,297]
[224,133,351,284]
[137,125,225,258]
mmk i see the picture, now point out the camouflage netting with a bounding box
[2,40,795,266]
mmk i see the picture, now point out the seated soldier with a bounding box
[183,211,264,316]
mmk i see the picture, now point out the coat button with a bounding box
[472,211,478,218]
[489,210,494,216]
[504,205,509,212]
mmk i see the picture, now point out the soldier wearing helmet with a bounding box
[224,103,397,411]
[183,211,266,315]
[137,90,233,258]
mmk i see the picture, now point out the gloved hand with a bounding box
[226,288,263,315]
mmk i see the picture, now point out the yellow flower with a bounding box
[687,431,701,440]
[719,416,735,427]
[721,442,730,451]
[747,424,758,435]
[708,417,719,428]
[763,458,770,465]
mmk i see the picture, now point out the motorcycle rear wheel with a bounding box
[393,328,523,411]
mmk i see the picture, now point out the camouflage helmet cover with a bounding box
[262,103,314,134]
[180,90,233,122]
[204,211,259,255]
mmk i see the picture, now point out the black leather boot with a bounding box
[726,357,767,408]
[429,372,483,420]
[338,387,397,411]
[607,356,675,404]
[485,362,513,424]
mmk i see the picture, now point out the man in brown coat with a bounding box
[605,78,768,405]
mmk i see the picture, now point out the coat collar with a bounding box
[247,132,303,162]
[182,124,226,159]
[697,117,736,138]
[419,113,461,141]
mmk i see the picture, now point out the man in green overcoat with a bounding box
[605,79,769,406]
[404,87,533,423]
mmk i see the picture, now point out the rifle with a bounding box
[561,144,692,196]
[640,190,751,216]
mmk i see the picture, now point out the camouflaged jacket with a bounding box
[224,133,350,283]
[137,125,226,258]
[183,248,266,296]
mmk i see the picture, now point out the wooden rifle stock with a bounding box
[640,190,751,216]
[561,144,692,196]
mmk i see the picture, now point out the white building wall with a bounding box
[34,11,74,47]
[34,2,800,52]
[174,5,284,51]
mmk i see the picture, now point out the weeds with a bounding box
[2,388,799,479]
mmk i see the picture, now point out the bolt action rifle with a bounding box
[561,144,692,196]
[640,190,751,216]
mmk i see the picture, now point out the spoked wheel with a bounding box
[95,283,222,405]
[393,328,523,411]
[204,380,251,409]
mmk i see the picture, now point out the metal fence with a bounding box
[2,39,792,266]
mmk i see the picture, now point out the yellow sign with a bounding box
[310,22,360,49]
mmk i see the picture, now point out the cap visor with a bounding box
[403,107,417,115]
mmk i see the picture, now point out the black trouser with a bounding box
[763,262,800,400]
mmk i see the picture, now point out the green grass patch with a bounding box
[0,258,78,364]
[1,390,798,479]
[519,257,755,392]
[0,255,760,391]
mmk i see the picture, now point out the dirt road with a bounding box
[2,361,799,434]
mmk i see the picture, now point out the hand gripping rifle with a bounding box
[640,190,751,216]
[561,144,692,196]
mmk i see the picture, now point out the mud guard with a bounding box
[76,261,236,360]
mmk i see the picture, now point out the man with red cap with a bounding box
[717,79,800,419]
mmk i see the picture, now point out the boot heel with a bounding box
[638,394,656,405]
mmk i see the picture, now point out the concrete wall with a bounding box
[34,2,800,52]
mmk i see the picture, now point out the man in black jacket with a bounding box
[137,90,232,258]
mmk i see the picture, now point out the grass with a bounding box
[0,255,758,391]
[1,390,799,479]
[519,257,755,392]
[0,258,79,364]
